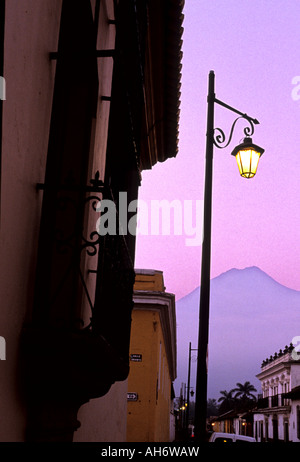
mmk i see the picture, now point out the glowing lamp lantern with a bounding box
[231,137,264,178]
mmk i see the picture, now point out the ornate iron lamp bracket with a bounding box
[36,171,105,330]
[212,96,260,149]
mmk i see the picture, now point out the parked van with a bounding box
[209,432,256,443]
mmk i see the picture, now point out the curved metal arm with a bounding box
[213,115,256,149]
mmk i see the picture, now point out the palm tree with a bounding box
[233,381,257,401]
[218,390,235,413]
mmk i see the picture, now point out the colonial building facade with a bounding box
[127,270,177,442]
[0,0,183,441]
[254,344,300,442]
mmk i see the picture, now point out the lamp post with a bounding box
[186,342,197,432]
[194,70,264,442]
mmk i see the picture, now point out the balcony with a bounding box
[257,394,290,410]
[257,396,269,409]
[271,394,278,407]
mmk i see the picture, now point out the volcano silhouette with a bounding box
[175,266,300,399]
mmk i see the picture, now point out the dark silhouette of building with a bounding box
[0,0,184,441]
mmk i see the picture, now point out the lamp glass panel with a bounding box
[236,148,261,178]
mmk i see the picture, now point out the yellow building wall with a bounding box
[127,308,172,442]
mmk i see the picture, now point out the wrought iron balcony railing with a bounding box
[257,394,290,410]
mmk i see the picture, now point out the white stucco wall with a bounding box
[74,381,128,442]
[288,400,300,442]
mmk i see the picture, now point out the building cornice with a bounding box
[256,361,292,381]
[133,290,177,381]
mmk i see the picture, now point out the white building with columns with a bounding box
[253,344,300,442]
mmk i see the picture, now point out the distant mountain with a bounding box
[175,266,300,400]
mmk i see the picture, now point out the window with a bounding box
[265,419,269,441]
[272,415,278,441]
[260,422,264,442]
[284,421,289,442]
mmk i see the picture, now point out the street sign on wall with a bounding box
[130,354,142,362]
[127,392,138,401]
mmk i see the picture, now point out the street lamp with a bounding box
[232,137,264,178]
[194,70,264,442]
[186,343,197,431]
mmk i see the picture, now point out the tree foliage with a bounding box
[217,381,257,414]
[232,381,257,400]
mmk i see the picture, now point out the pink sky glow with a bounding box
[134,0,300,301]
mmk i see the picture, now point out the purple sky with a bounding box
[135,0,300,301]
